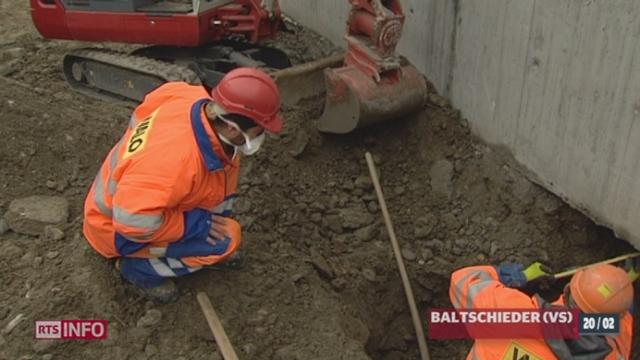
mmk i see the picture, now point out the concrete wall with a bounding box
[281,0,640,248]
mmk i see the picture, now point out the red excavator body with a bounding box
[29,0,427,134]
[28,0,290,104]
[30,0,280,46]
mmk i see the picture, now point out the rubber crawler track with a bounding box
[64,48,201,105]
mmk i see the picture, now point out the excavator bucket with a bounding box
[317,63,427,134]
[311,0,427,133]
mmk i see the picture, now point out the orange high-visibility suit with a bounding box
[83,82,242,287]
[450,265,633,360]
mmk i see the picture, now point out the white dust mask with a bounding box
[218,114,264,156]
[238,132,265,155]
[216,132,239,160]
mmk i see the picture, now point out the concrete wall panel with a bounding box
[280,0,640,248]
[453,0,640,247]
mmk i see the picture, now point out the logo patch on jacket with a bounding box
[124,109,159,159]
[502,342,543,360]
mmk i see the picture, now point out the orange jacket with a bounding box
[450,265,633,360]
[83,82,240,261]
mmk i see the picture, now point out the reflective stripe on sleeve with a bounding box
[453,270,494,309]
[94,170,112,217]
[466,273,494,309]
[108,179,118,195]
[453,271,478,308]
[113,206,163,232]
[128,114,137,129]
[94,141,123,217]
[107,142,122,195]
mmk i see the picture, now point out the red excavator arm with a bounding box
[316,0,427,133]
[30,0,281,46]
[30,0,427,136]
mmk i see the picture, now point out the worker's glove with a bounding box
[523,262,552,282]
[206,216,241,255]
[208,215,235,242]
[206,236,231,255]
[497,262,552,288]
[624,257,639,281]
[497,263,528,288]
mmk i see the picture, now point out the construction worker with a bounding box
[450,261,635,359]
[83,68,283,303]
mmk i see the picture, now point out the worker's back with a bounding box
[84,82,239,258]
[450,265,633,360]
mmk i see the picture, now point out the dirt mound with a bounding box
[0,2,637,360]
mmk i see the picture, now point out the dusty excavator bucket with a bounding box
[316,64,427,134]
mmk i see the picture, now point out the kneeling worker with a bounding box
[450,261,635,359]
[83,68,283,303]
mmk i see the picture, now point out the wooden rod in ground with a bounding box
[196,292,239,360]
[365,152,431,360]
[553,252,640,280]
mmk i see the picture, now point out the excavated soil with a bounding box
[0,2,637,360]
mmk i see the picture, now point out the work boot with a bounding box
[135,279,179,305]
[207,251,246,271]
[116,258,179,304]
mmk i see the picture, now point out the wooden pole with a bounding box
[365,152,431,360]
[553,252,640,280]
[197,292,239,360]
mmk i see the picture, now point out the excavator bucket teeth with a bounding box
[316,64,427,134]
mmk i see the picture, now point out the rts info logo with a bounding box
[35,320,108,340]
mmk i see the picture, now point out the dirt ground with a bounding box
[0,2,638,360]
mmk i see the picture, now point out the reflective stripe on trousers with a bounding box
[119,257,202,288]
[148,258,202,277]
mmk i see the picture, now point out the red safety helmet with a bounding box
[569,264,633,314]
[211,68,283,133]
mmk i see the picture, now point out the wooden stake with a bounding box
[197,292,239,360]
[365,152,431,360]
[553,252,640,280]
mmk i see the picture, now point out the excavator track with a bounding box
[63,48,201,106]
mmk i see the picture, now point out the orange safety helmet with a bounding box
[211,67,283,133]
[569,264,634,314]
